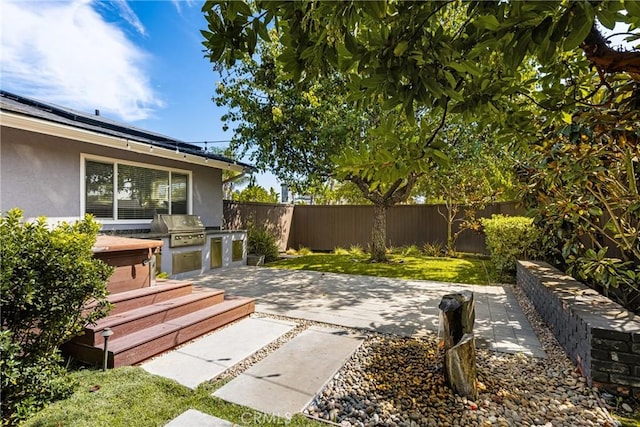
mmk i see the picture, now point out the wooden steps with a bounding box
[84,280,194,316]
[63,279,254,368]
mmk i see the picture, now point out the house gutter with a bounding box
[0,110,248,173]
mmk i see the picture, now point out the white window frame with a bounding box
[80,153,193,224]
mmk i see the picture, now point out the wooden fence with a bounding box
[224,201,523,254]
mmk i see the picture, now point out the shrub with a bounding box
[247,225,279,262]
[481,215,542,280]
[423,241,445,257]
[401,245,422,257]
[0,209,113,425]
[297,246,312,256]
[348,244,365,256]
[333,247,349,255]
[568,248,640,312]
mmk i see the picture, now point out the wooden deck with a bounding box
[63,236,254,368]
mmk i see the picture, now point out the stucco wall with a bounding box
[1,126,223,228]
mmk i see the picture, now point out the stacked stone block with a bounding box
[517,260,640,398]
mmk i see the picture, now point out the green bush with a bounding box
[481,215,542,280]
[423,241,445,257]
[348,244,365,256]
[401,245,422,257]
[333,246,349,255]
[297,246,312,256]
[0,209,113,425]
[247,226,279,262]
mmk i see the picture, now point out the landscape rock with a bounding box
[444,333,478,400]
[438,291,475,351]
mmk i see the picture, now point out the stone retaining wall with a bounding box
[517,260,640,398]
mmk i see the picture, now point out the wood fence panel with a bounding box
[223,201,294,251]
[292,205,373,251]
[224,201,523,254]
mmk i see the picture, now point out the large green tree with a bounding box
[202,0,639,127]
[215,36,449,261]
[215,38,352,193]
[203,0,639,263]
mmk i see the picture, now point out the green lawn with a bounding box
[23,366,323,427]
[268,253,500,285]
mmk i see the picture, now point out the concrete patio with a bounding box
[191,267,546,358]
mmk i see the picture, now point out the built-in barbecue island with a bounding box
[102,214,247,280]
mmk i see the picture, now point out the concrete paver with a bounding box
[213,326,363,418]
[165,409,238,426]
[142,317,296,388]
[193,267,546,358]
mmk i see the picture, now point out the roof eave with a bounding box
[0,110,248,173]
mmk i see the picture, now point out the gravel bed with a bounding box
[204,287,636,426]
[304,285,620,426]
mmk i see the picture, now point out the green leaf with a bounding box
[364,0,386,19]
[563,6,594,50]
[393,41,409,57]
[596,9,617,30]
[254,20,271,41]
[236,1,252,16]
[474,15,500,31]
[443,70,457,88]
[344,32,358,54]
[624,0,640,18]
[550,11,571,42]
[532,16,552,45]
[444,87,464,102]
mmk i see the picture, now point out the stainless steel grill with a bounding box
[150,214,205,248]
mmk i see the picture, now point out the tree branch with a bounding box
[414,98,449,161]
[581,25,640,76]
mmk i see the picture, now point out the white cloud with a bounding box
[171,0,196,15]
[110,0,147,36]
[0,0,163,121]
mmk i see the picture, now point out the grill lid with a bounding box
[150,214,204,234]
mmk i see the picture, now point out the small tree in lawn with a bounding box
[334,110,446,261]
[414,122,519,256]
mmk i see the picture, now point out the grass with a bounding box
[23,366,323,427]
[268,252,500,285]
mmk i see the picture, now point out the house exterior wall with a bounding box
[1,126,223,228]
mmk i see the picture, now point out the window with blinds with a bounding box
[85,158,190,220]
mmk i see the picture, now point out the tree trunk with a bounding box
[446,193,454,255]
[371,202,387,262]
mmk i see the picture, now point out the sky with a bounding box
[0,0,280,195]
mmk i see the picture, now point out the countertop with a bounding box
[93,235,163,253]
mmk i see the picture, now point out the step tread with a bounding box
[86,280,196,308]
[106,297,254,353]
[89,288,226,330]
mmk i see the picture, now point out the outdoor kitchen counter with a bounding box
[92,235,163,293]
[121,229,248,239]
[100,230,247,278]
[93,235,163,253]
